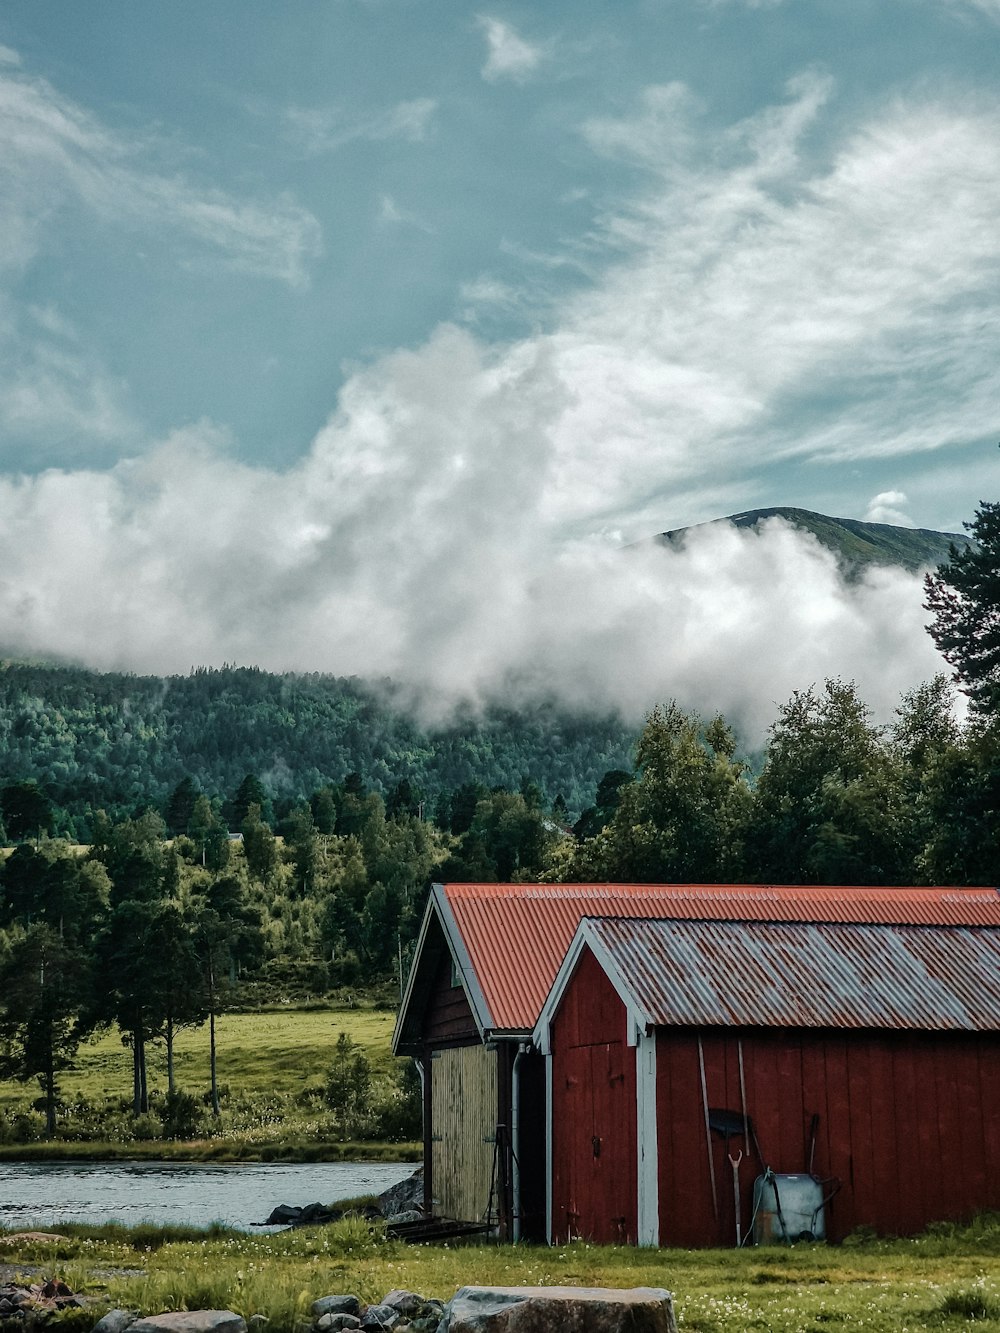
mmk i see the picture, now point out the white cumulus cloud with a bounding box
[865,492,914,526]
[478,16,545,82]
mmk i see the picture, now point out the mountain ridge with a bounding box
[658,506,973,574]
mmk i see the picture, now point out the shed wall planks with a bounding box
[654,1028,1000,1247]
[550,950,638,1244]
[430,1044,498,1223]
[425,953,479,1045]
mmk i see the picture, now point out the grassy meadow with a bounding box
[2,1213,1000,1333]
[0,1005,419,1160]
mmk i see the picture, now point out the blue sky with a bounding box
[0,1,998,726]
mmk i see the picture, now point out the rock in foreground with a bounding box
[129,1312,247,1333]
[441,1286,678,1333]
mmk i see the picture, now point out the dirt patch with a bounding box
[0,1266,43,1285]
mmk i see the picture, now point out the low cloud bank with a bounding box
[0,400,944,739]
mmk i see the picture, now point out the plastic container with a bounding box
[752,1172,826,1244]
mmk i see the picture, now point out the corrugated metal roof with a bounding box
[585,916,1000,1032]
[442,882,1000,1031]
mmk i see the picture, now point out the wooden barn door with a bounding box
[430,1044,498,1223]
[556,1037,637,1244]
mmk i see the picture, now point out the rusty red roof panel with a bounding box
[440,882,1000,1031]
[585,916,1000,1031]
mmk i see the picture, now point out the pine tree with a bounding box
[925,498,1000,716]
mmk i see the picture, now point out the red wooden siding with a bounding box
[655,1027,1000,1247]
[425,951,479,1045]
[550,949,637,1244]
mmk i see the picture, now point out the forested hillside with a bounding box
[0,661,636,838]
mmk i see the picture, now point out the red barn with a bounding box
[534,912,1000,1247]
[394,881,1000,1243]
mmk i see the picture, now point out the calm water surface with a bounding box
[0,1160,413,1231]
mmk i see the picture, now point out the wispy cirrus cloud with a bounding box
[477,16,546,82]
[377,193,434,232]
[940,0,1000,20]
[283,97,437,154]
[0,61,322,286]
[0,302,136,461]
[0,53,322,463]
[558,72,1000,530]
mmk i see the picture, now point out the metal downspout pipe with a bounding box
[511,1040,530,1242]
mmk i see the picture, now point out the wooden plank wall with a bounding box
[430,1044,498,1223]
[425,952,479,1044]
[550,949,638,1245]
[655,1027,1000,1248]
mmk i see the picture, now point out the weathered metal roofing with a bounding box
[441,882,1000,1032]
[583,916,1000,1032]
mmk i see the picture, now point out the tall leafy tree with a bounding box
[241,802,278,883]
[164,777,200,837]
[891,675,961,772]
[386,779,420,820]
[324,1031,372,1139]
[446,782,487,835]
[573,769,633,841]
[187,795,230,871]
[1,782,54,844]
[889,676,965,883]
[226,773,270,828]
[193,874,264,1115]
[0,924,94,1135]
[145,903,206,1095]
[1,843,108,942]
[282,804,319,896]
[94,898,163,1114]
[925,498,1000,716]
[567,705,750,883]
[746,680,909,884]
[908,721,1000,886]
[91,811,168,906]
[445,791,549,882]
[310,786,338,835]
[318,835,369,966]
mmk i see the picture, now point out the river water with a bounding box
[0,1160,414,1232]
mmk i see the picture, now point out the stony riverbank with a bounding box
[89,1286,678,1333]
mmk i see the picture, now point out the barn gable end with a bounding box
[536,915,1000,1247]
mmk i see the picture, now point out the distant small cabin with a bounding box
[393,881,1000,1243]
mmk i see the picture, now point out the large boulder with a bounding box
[316,1316,361,1331]
[262,1202,336,1228]
[92,1312,140,1333]
[440,1287,677,1333]
[359,1304,401,1331]
[381,1293,426,1318]
[311,1296,362,1319]
[377,1170,423,1218]
[129,1313,247,1333]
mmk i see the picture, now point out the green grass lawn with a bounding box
[2,1214,1000,1333]
[0,1005,416,1159]
[0,1005,400,1109]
